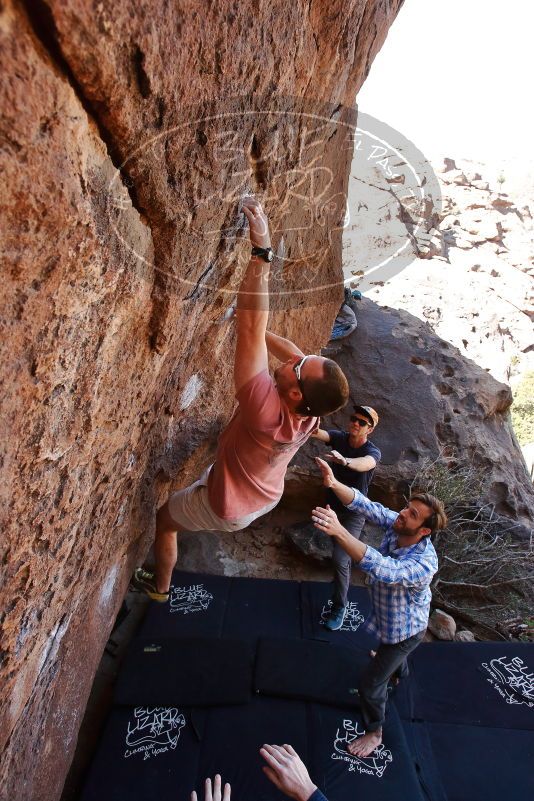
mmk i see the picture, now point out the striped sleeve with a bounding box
[359,545,438,587]
[346,489,398,529]
[309,790,329,801]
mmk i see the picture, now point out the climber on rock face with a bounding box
[133,196,349,602]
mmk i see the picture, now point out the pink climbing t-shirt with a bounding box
[207,369,317,520]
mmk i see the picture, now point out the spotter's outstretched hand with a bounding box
[314,456,336,488]
[260,744,318,801]
[324,449,346,466]
[191,775,231,801]
[312,504,346,539]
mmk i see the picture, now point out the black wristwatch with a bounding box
[251,246,274,262]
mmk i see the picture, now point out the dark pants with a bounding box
[358,629,425,732]
[331,511,366,608]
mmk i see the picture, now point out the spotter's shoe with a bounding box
[132,567,169,602]
[324,604,346,631]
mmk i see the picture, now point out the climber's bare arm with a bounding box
[265,331,305,361]
[235,198,271,393]
[311,427,331,443]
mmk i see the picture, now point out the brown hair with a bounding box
[409,492,448,535]
[297,359,349,417]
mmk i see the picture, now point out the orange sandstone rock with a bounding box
[0,1,404,799]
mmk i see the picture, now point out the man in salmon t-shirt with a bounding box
[134,197,349,601]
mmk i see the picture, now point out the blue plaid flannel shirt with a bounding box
[346,489,438,644]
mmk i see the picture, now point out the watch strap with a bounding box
[251,246,273,262]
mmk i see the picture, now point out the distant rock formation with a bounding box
[360,156,534,385]
[289,298,534,525]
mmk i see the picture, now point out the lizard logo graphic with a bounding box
[107,100,441,309]
[320,600,365,632]
[124,707,185,760]
[169,583,214,615]
[332,719,393,777]
[481,656,534,707]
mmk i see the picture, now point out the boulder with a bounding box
[439,157,457,173]
[428,609,457,640]
[441,169,469,186]
[0,1,406,799]
[284,521,334,563]
[417,227,443,259]
[455,630,476,642]
[439,214,461,229]
[492,195,515,209]
[290,299,534,523]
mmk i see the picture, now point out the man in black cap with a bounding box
[311,405,381,630]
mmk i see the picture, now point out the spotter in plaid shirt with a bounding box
[346,489,438,644]
[312,456,447,754]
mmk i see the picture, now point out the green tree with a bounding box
[511,371,534,446]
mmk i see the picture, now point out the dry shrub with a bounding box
[408,456,534,640]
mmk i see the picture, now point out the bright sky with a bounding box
[357,0,534,163]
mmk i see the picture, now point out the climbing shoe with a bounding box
[132,567,169,603]
[324,604,346,631]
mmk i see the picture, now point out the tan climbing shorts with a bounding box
[167,465,278,533]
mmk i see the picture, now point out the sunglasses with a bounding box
[350,415,370,426]
[293,356,313,415]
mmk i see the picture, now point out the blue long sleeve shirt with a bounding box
[309,789,328,801]
[346,489,438,644]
